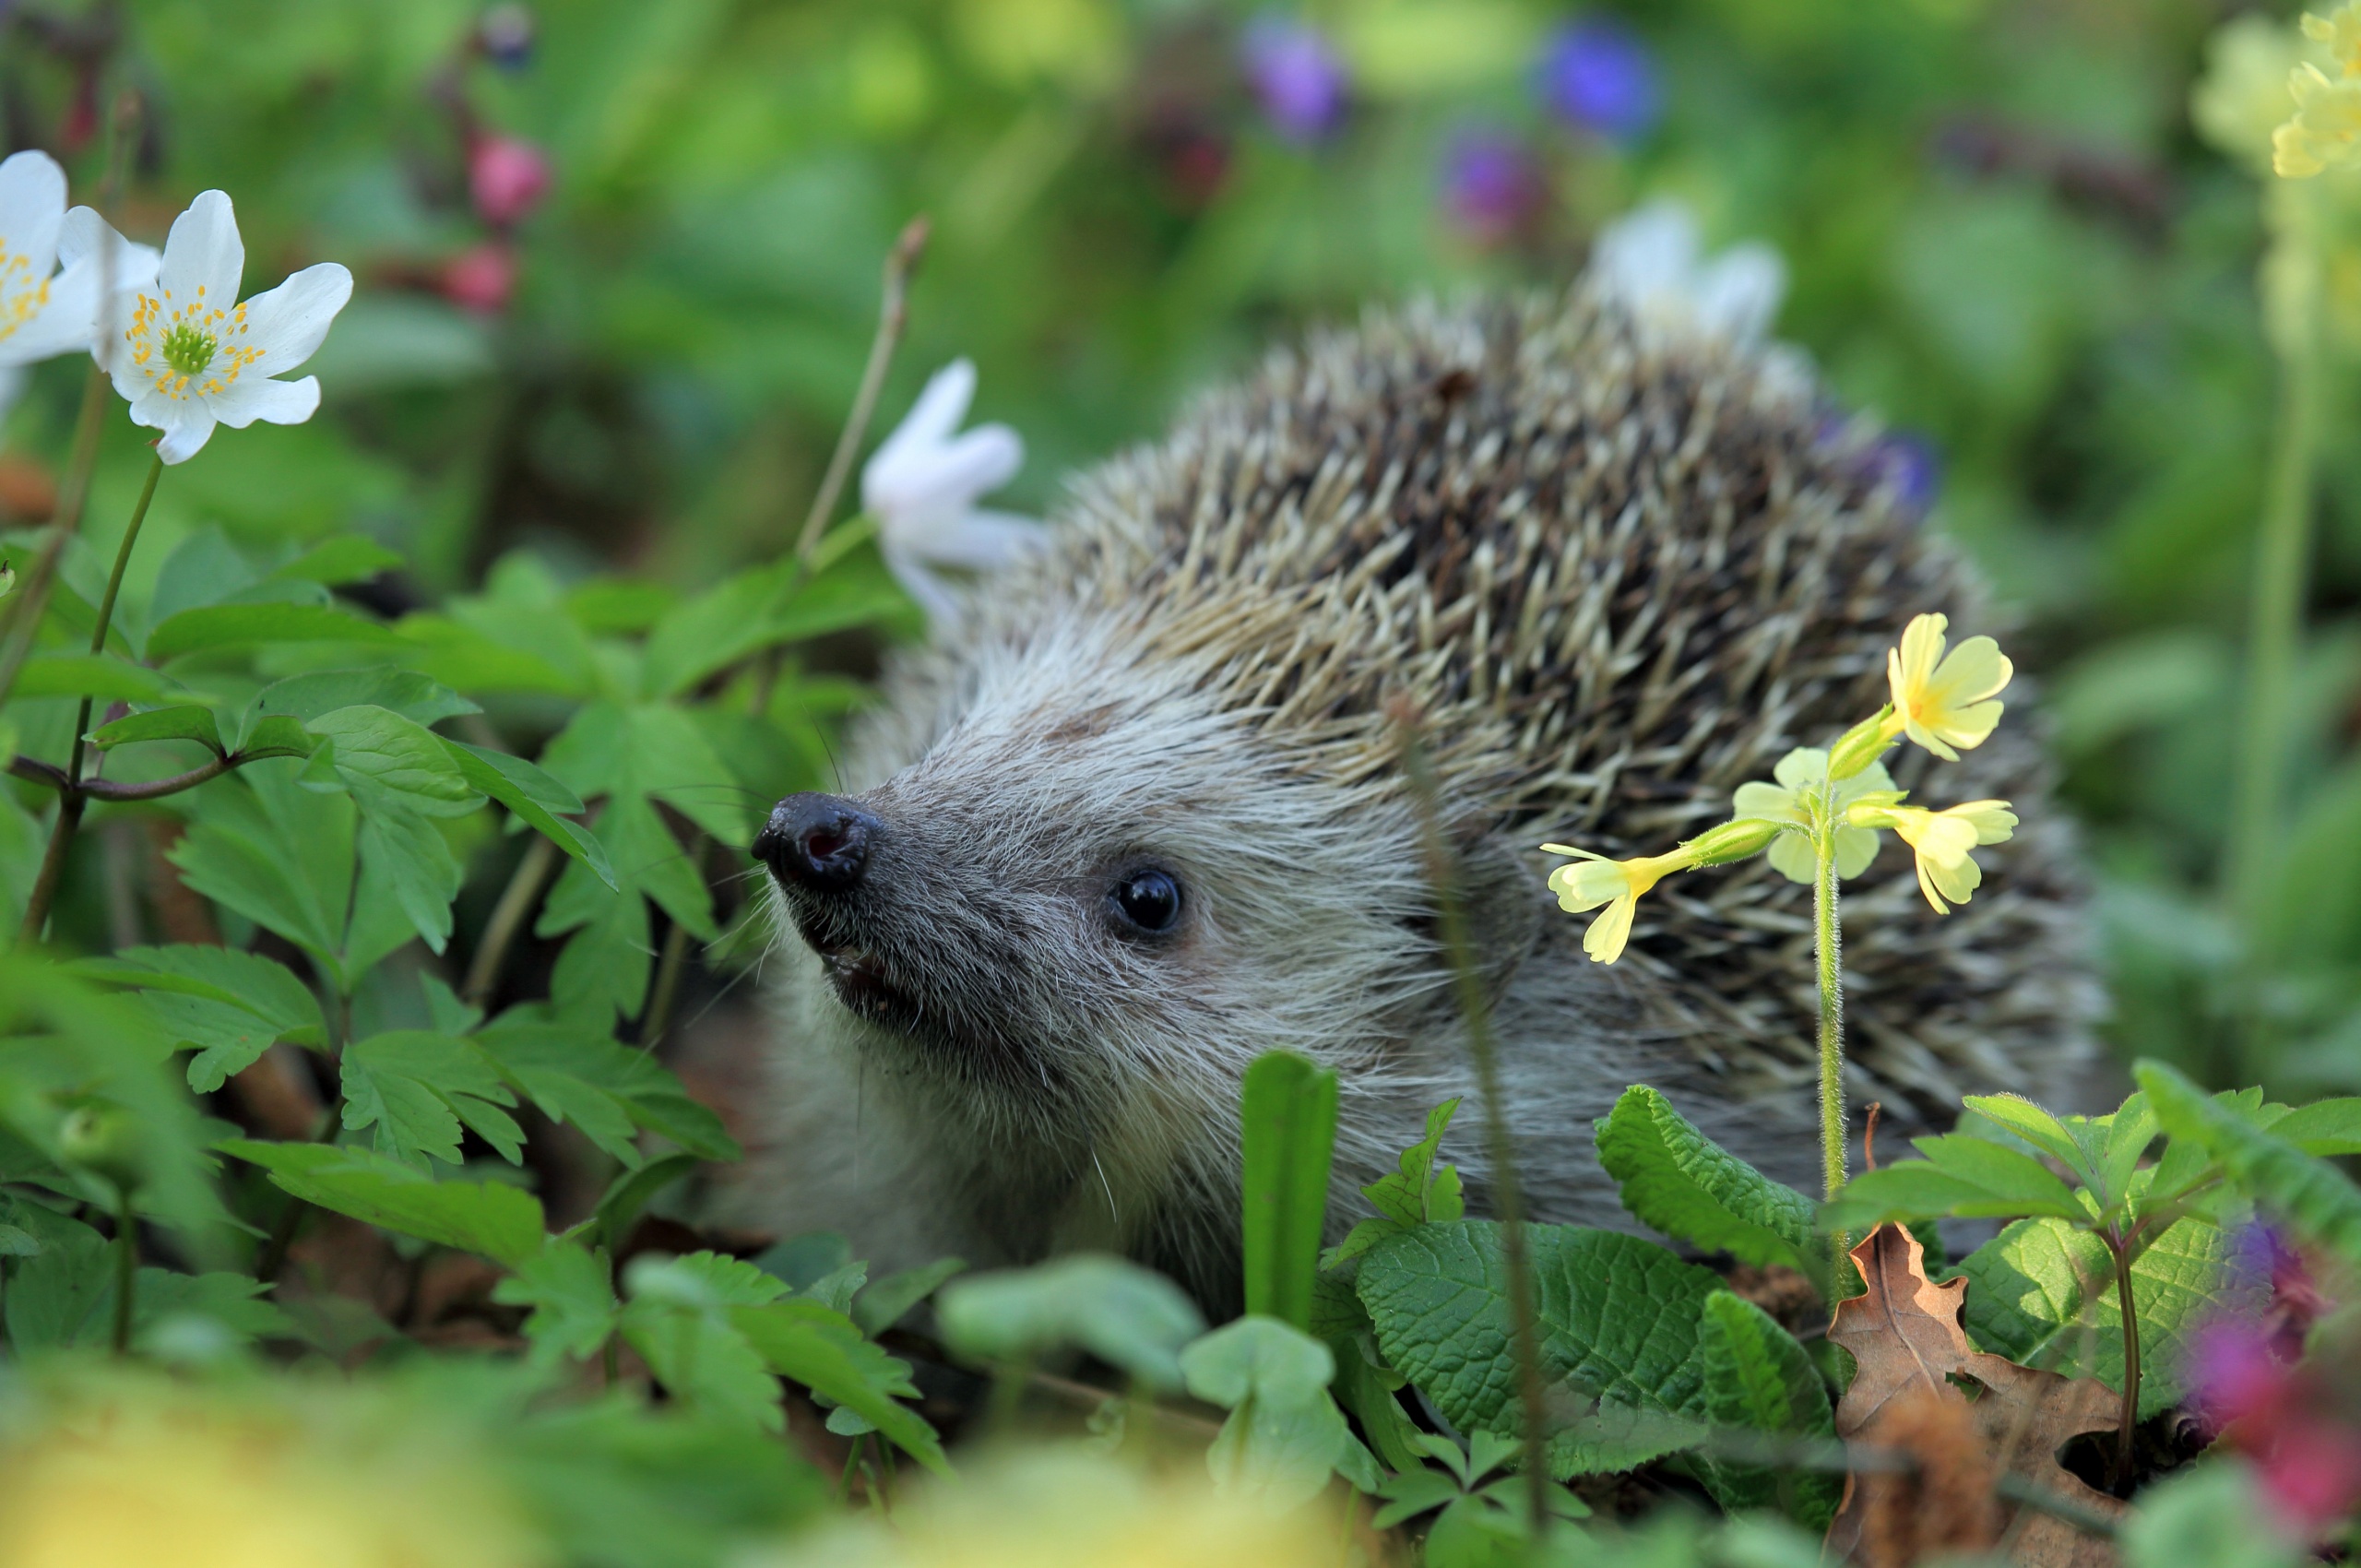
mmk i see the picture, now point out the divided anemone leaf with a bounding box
[220,1140,546,1266]
[1322,1098,1464,1267]
[1594,1086,1821,1280]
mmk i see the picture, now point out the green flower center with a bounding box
[161,321,218,377]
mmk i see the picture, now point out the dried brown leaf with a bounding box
[1826,1224,2128,1568]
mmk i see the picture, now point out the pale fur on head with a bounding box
[732,282,2100,1310]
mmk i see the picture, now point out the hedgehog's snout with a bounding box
[754,791,881,895]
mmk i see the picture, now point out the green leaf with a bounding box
[1916,1132,2088,1218]
[71,945,326,1092]
[620,1300,782,1434]
[1356,1221,1718,1478]
[731,1299,952,1474]
[1323,1099,1466,1267]
[1180,1315,1379,1504]
[239,669,477,749]
[339,1031,525,1167]
[2267,1097,2361,1156]
[4,1208,291,1351]
[1821,1161,2039,1229]
[1241,1050,1339,1332]
[357,807,466,956]
[1959,1215,2251,1417]
[1963,1093,2095,1183]
[221,1139,546,1265]
[1595,1085,1821,1277]
[593,1153,701,1251]
[936,1253,1207,1392]
[476,1012,737,1161]
[305,705,481,815]
[87,705,223,754]
[493,1239,620,1364]
[2119,1460,2308,1568]
[9,652,172,703]
[1696,1291,1841,1527]
[443,740,614,888]
[270,535,404,586]
[853,1256,968,1336]
[2138,1060,2361,1268]
[146,602,397,660]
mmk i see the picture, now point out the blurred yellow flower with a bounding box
[757,1446,1338,1568]
[1539,845,1698,964]
[2276,62,2361,176]
[1882,612,2011,762]
[1846,800,2016,914]
[0,1375,540,1568]
[2195,16,2315,174]
[2306,3,2361,75]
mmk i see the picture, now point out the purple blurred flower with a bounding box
[1868,431,1941,515]
[478,5,535,71]
[1442,131,1546,246]
[1241,17,1348,144]
[1537,18,1660,141]
[2187,1316,2295,1434]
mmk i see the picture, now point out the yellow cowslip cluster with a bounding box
[1543,612,2019,961]
[2275,4,2361,177]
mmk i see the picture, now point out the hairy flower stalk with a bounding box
[1543,612,2015,1206]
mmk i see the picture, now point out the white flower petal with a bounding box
[1593,200,1700,308]
[56,208,160,292]
[0,150,68,274]
[883,546,963,625]
[878,423,1023,517]
[0,260,97,364]
[208,374,320,430]
[1692,244,1786,346]
[158,191,243,310]
[903,509,1049,570]
[147,402,219,465]
[871,360,979,474]
[240,263,352,375]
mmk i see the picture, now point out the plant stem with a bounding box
[463,833,560,1006]
[7,752,235,801]
[0,365,110,711]
[1814,801,1846,1203]
[112,1185,137,1354]
[2105,1228,2142,1491]
[1398,713,1552,1538]
[2229,182,2324,1006]
[641,911,695,1051]
[791,217,930,565]
[18,452,165,947]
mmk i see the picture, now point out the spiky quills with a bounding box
[947,287,2096,1125]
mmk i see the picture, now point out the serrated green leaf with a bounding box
[306,705,481,815]
[1963,1093,2094,1183]
[1960,1215,2253,1416]
[1916,1133,2088,1218]
[493,1239,620,1365]
[2139,1060,2361,1268]
[87,705,223,754]
[620,1297,781,1433]
[853,1256,968,1336]
[221,1139,546,1265]
[1595,1086,1820,1277]
[732,1299,951,1474]
[146,602,397,660]
[1241,1051,1338,1332]
[270,535,404,586]
[340,1030,523,1167]
[71,945,326,1091]
[356,807,465,956]
[443,740,614,888]
[2268,1098,2361,1156]
[1695,1291,1840,1527]
[936,1253,1206,1393]
[239,669,477,749]
[1323,1099,1465,1268]
[475,1012,737,1161]
[1355,1221,1718,1479]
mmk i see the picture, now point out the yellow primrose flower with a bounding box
[2275,60,2361,175]
[1847,799,2016,914]
[1883,612,2011,762]
[2306,2,2361,76]
[1539,845,1698,964]
[1731,746,1897,885]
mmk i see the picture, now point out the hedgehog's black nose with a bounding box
[753,793,881,894]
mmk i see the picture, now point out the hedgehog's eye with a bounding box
[1109,868,1182,935]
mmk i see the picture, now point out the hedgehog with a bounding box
[736,276,2100,1311]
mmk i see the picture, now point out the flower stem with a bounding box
[1398,710,1552,1538]
[791,216,930,564]
[462,832,560,1006]
[17,452,166,947]
[0,365,111,712]
[2229,186,2324,1003]
[2105,1227,2142,1491]
[112,1184,137,1354]
[1814,805,1846,1203]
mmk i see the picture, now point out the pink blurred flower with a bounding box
[444,243,517,315]
[469,137,552,228]
[2187,1307,2361,1537]
[2259,1418,2361,1533]
[2187,1317,2296,1432]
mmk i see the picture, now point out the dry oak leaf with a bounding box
[1826,1223,2128,1568]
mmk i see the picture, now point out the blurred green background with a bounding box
[4,0,2356,1099]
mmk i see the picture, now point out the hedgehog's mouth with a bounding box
[809,940,920,1028]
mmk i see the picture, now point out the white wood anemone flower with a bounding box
[0,149,158,415]
[96,190,351,465]
[861,359,1046,624]
[1590,199,1786,349]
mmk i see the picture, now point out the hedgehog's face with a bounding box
[753,625,1484,1135]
